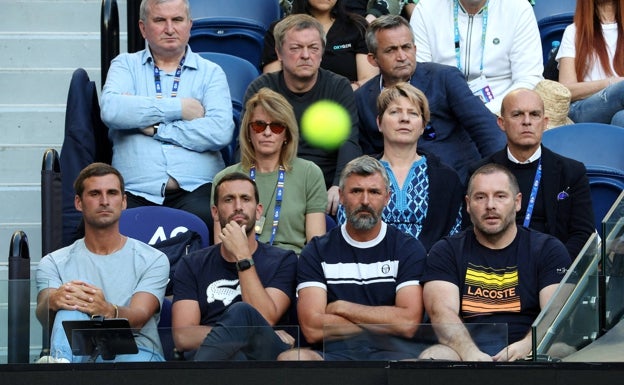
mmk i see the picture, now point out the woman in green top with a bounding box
[212,88,328,254]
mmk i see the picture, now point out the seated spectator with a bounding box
[246,13,362,215]
[344,0,418,21]
[411,0,543,114]
[337,83,463,251]
[212,88,327,254]
[36,163,169,363]
[100,0,234,234]
[357,15,505,182]
[420,163,571,361]
[172,173,298,361]
[279,155,427,361]
[472,88,594,259]
[556,0,624,127]
[263,0,379,90]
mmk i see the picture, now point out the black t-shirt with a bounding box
[262,16,368,82]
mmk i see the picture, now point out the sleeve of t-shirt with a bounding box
[36,254,63,293]
[556,24,576,61]
[261,22,279,70]
[172,253,200,303]
[134,248,169,305]
[421,237,461,286]
[396,235,427,291]
[266,250,298,302]
[537,237,572,291]
[305,161,329,214]
[297,237,328,292]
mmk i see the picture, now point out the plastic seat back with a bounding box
[189,18,266,68]
[119,206,210,247]
[189,0,280,30]
[199,52,260,166]
[538,13,574,65]
[542,123,624,172]
[532,1,576,22]
[586,167,624,233]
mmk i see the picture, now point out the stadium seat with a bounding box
[199,52,260,166]
[119,206,209,360]
[541,123,624,172]
[542,123,624,231]
[189,17,266,69]
[532,1,576,22]
[189,0,281,30]
[119,206,210,247]
[585,166,624,233]
[538,13,574,66]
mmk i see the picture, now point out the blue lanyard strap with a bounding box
[249,165,285,245]
[523,158,542,228]
[153,56,185,99]
[453,0,488,74]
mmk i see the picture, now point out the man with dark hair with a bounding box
[279,155,427,361]
[356,14,505,182]
[36,162,169,363]
[172,172,298,361]
[245,13,362,215]
[420,163,571,361]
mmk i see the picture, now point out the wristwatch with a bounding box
[235,258,255,272]
[153,123,159,136]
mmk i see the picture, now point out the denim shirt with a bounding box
[101,46,234,203]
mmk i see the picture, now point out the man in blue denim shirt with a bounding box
[100,0,234,231]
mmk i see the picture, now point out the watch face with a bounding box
[236,259,253,271]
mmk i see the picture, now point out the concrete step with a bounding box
[0,185,42,223]
[2,0,128,33]
[0,33,129,69]
[1,32,102,69]
[0,105,65,144]
[0,145,61,184]
[0,68,101,105]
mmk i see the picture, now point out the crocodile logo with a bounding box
[206,279,241,306]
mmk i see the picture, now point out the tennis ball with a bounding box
[300,100,351,150]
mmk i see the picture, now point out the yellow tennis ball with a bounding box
[300,100,351,150]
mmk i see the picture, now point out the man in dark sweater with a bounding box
[244,13,362,215]
[473,88,594,259]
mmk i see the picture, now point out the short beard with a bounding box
[347,206,380,231]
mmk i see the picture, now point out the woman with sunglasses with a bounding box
[337,83,464,251]
[212,88,328,254]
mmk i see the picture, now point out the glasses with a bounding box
[249,120,287,134]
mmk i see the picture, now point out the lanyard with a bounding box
[153,56,185,99]
[523,158,542,228]
[250,165,285,245]
[453,0,488,74]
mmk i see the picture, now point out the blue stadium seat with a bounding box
[189,0,281,30]
[542,123,624,232]
[538,13,574,65]
[189,18,266,68]
[199,52,260,166]
[586,166,624,233]
[542,123,624,172]
[119,206,210,247]
[118,206,210,360]
[532,1,576,22]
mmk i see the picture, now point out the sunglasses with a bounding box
[249,120,287,134]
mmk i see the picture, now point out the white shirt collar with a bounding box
[507,146,541,164]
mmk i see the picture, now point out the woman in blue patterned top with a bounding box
[338,82,463,250]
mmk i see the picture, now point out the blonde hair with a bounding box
[239,88,299,171]
[273,13,327,53]
[377,82,430,128]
